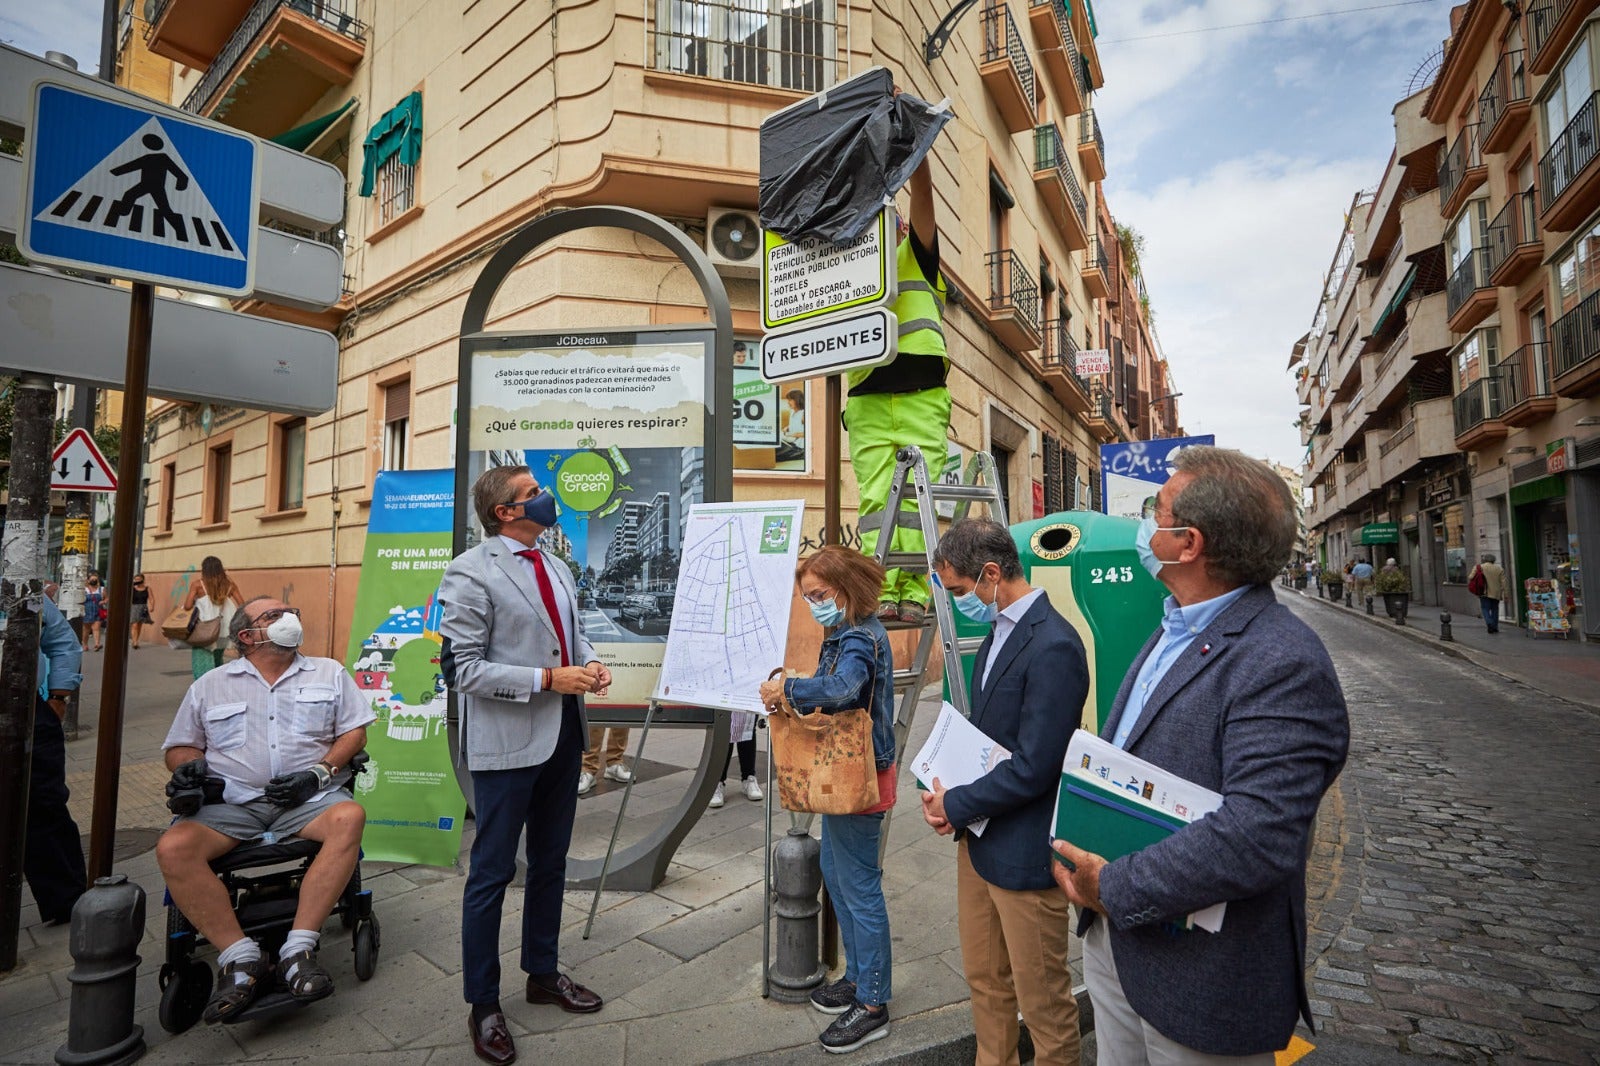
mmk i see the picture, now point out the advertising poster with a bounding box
[734,336,808,473]
[465,330,711,707]
[342,469,467,866]
[1099,435,1216,520]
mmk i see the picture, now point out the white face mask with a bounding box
[248,612,303,649]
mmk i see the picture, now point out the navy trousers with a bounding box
[461,696,583,1006]
[26,697,87,923]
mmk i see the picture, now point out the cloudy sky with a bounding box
[3,0,1451,468]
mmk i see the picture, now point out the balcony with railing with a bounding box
[1539,91,1600,232]
[1551,288,1600,397]
[1032,124,1089,250]
[647,0,847,94]
[1452,376,1506,450]
[984,249,1042,353]
[1446,247,1496,333]
[1084,385,1118,443]
[1486,190,1541,287]
[1498,342,1557,427]
[145,0,253,68]
[1478,50,1530,154]
[980,1,1036,134]
[1437,124,1485,218]
[1028,0,1084,115]
[1080,234,1110,299]
[181,0,366,137]
[1039,318,1092,414]
[1529,0,1584,77]
[1077,109,1106,183]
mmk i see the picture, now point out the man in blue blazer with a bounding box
[1052,447,1349,1063]
[922,518,1089,1066]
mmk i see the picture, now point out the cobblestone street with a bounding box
[1287,592,1600,1062]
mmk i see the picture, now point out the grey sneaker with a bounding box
[820,1002,888,1053]
[809,976,856,1015]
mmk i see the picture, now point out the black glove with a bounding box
[264,769,322,808]
[165,758,210,816]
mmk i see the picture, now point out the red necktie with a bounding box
[518,549,569,666]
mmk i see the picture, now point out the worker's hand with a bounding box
[264,769,321,808]
[586,661,613,697]
[46,696,67,720]
[165,758,210,816]
[549,665,601,696]
[921,777,954,835]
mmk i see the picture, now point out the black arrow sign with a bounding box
[83,460,94,481]
[58,456,70,478]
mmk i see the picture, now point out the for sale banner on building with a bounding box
[1099,435,1215,521]
[342,468,467,866]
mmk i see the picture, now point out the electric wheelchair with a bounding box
[156,755,381,1034]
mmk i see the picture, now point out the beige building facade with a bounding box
[126,0,1171,658]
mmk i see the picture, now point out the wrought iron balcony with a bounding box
[1437,124,1483,216]
[1452,377,1503,440]
[980,1,1036,134]
[1080,234,1109,298]
[182,0,365,117]
[1551,288,1600,396]
[1497,342,1556,426]
[1478,50,1528,153]
[1539,91,1600,231]
[1529,0,1580,75]
[984,249,1041,350]
[1028,0,1083,113]
[1040,317,1094,413]
[647,0,847,93]
[1486,190,1541,285]
[1077,109,1105,182]
[1033,123,1089,248]
[1445,247,1494,329]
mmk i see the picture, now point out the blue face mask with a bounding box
[952,565,1000,624]
[808,598,844,627]
[507,489,559,528]
[1135,515,1187,581]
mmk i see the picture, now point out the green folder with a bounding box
[1052,772,1188,861]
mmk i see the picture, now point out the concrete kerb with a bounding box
[1285,585,1600,715]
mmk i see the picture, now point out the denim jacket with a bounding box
[782,617,896,770]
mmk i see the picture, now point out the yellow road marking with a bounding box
[1276,1035,1315,1065]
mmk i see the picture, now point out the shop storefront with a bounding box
[1418,467,1475,615]
[1513,435,1593,640]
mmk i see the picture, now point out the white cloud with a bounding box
[1115,152,1381,466]
[0,1,104,74]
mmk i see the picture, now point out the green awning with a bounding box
[1368,265,1417,339]
[1063,0,1097,36]
[360,92,423,198]
[1359,522,1399,545]
[270,98,357,152]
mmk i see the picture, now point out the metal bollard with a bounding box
[56,875,146,1066]
[1439,611,1453,642]
[768,826,826,1003]
[1366,596,1375,616]
[1344,591,1353,608]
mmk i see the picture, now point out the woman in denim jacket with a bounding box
[759,546,897,1054]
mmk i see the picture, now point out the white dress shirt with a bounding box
[498,534,578,690]
[981,586,1044,688]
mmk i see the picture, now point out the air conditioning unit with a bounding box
[705,207,762,278]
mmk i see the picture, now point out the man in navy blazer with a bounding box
[922,518,1089,1066]
[1052,447,1349,1063]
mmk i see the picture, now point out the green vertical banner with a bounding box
[343,469,466,865]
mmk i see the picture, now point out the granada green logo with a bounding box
[555,451,614,512]
[760,515,792,553]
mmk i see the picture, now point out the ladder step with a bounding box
[953,636,987,654]
[882,553,928,571]
[927,484,1001,501]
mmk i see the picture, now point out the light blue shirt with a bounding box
[981,586,1044,687]
[40,597,84,700]
[1352,562,1374,580]
[1112,585,1250,749]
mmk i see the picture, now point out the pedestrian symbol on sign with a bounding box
[39,118,243,259]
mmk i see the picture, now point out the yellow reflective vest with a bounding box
[846,237,948,390]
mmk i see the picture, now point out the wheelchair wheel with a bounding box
[353,915,380,981]
[157,960,213,1034]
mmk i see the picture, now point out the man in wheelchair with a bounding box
[157,595,375,1023]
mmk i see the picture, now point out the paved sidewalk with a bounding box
[1286,584,1600,714]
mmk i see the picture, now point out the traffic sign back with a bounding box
[21,80,259,296]
[51,427,117,492]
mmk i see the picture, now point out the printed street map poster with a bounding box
[655,500,806,713]
[343,469,467,866]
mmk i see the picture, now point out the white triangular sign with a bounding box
[34,117,246,261]
[50,428,118,492]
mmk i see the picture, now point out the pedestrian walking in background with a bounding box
[129,572,154,649]
[709,717,763,808]
[81,573,106,651]
[579,726,632,795]
[184,556,243,679]
[1350,558,1374,607]
[759,546,897,1054]
[1470,553,1507,633]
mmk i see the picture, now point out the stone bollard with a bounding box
[768,826,826,1003]
[56,875,146,1066]
[1439,611,1453,642]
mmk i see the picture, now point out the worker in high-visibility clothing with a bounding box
[844,157,949,625]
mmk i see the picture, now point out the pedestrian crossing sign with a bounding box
[21,80,259,296]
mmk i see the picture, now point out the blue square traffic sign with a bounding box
[21,80,260,296]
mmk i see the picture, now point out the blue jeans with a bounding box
[820,811,891,1006]
[1479,596,1500,632]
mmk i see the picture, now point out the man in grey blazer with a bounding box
[1051,447,1349,1063]
[440,464,613,1066]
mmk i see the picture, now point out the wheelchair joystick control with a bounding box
[55,875,147,1066]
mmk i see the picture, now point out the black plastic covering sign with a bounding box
[758,66,953,245]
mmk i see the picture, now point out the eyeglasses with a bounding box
[800,587,835,605]
[250,607,301,626]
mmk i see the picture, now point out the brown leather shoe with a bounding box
[525,973,603,1013]
[468,1010,517,1065]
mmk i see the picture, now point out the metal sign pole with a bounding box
[824,375,842,546]
[87,282,152,880]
